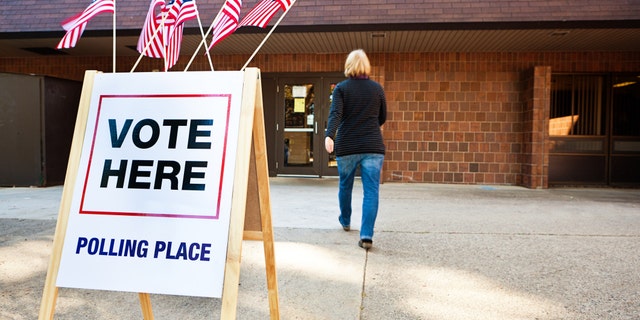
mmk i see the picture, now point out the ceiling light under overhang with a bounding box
[370,33,386,39]
[613,81,636,88]
[549,30,570,37]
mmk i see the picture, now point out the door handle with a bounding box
[314,121,318,134]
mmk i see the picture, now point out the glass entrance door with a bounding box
[276,76,343,176]
[281,80,318,175]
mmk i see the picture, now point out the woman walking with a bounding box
[324,49,386,250]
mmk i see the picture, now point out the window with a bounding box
[550,75,605,136]
[612,75,640,137]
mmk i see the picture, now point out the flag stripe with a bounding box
[210,15,236,47]
[164,0,200,70]
[164,0,181,69]
[239,0,279,28]
[166,25,184,69]
[176,0,199,25]
[57,23,87,49]
[208,0,242,51]
[57,0,115,49]
[238,0,291,29]
[137,0,165,58]
[279,0,293,11]
[61,0,115,31]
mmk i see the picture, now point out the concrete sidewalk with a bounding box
[1,178,640,319]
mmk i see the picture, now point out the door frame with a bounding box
[261,72,343,177]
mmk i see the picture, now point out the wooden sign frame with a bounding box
[39,68,279,319]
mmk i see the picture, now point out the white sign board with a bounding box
[56,71,244,298]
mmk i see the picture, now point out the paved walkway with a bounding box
[1,178,640,319]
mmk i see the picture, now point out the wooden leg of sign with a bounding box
[252,75,281,320]
[220,68,259,319]
[39,71,99,320]
[138,293,154,319]
[221,68,279,319]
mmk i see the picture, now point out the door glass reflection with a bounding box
[327,82,338,168]
[284,83,314,167]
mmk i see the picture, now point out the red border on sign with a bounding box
[78,94,233,220]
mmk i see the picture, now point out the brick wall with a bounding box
[375,52,639,185]
[2,51,639,187]
[381,53,523,184]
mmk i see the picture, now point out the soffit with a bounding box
[1,27,639,58]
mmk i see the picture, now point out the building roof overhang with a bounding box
[3,0,640,58]
[1,20,639,58]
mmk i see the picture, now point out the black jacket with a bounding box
[325,77,387,156]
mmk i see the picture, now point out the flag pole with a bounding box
[184,4,226,72]
[241,0,297,71]
[163,16,168,72]
[112,0,116,73]
[183,23,213,72]
[191,10,214,71]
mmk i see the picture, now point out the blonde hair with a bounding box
[344,49,371,78]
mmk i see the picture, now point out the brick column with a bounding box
[520,66,551,188]
[371,64,387,182]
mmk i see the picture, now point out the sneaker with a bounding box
[358,239,372,250]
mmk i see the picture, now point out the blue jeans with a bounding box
[336,153,384,241]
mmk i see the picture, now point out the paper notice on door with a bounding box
[294,98,305,113]
[292,85,307,98]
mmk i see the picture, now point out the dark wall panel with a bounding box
[610,156,640,185]
[42,77,82,186]
[549,155,607,185]
[0,73,80,187]
[0,74,42,186]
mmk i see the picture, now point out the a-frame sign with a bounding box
[39,68,279,319]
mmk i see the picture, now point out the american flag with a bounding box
[164,0,199,69]
[159,0,198,45]
[239,0,291,28]
[176,0,198,26]
[207,0,242,51]
[165,24,183,69]
[56,0,115,49]
[137,0,166,59]
[163,0,180,69]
